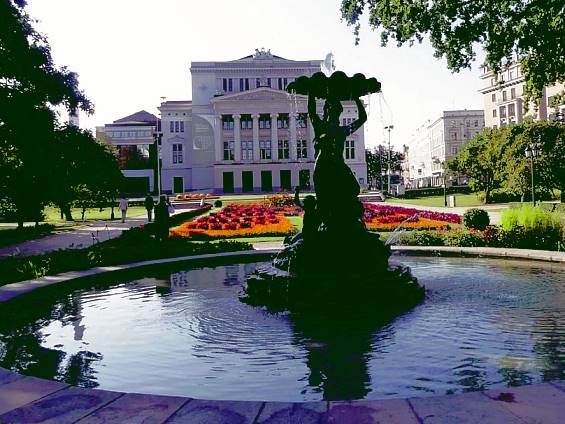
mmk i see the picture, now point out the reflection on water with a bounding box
[0,257,564,401]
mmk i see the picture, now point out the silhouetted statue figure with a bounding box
[244,71,425,313]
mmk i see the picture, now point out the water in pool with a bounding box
[0,256,564,401]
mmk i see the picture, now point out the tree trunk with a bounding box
[62,204,73,221]
[81,207,86,222]
[561,183,565,203]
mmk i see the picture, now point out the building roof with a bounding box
[113,110,159,125]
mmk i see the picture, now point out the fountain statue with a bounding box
[243,71,424,312]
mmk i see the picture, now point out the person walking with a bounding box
[144,194,155,222]
[154,195,170,242]
[118,195,128,223]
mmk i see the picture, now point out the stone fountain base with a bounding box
[242,231,425,313]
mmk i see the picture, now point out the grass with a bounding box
[42,206,146,224]
[388,193,486,208]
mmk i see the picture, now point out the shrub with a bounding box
[393,230,444,246]
[443,230,485,247]
[214,200,223,208]
[501,205,562,232]
[462,208,490,230]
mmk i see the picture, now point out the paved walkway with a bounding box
[0,218,148,258]
[383,202,509,225]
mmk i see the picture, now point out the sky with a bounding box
[26,0,485,150]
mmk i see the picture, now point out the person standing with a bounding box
[118,195,128,223]
[154,195,170,242]
[144,194,155,222]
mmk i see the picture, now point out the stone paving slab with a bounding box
[408,392,526,423]
[256,401,327,423]
[549,380,565,392]
[165,399,263,423]
[0,367,24,386]
[0,375,69,415]
[75,392,189,424]
[483,383,565,424]
[0,386,122,424]
[326,399,419,424]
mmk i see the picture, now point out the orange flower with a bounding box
[366,218,451,231]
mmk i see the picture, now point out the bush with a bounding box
[462,208,490,230]
[443,230,485,247]
[214,200,223,208]
[393,230,444,246]
[501,205,562,232]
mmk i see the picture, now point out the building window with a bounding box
[466,120,470,127]
[239,78,250,91]
[241,140,253,160]
[278,140,289,159]
[175,121,179,133]
[170,121,174,132]
[502,90,507,101]
[508,103,516,117]
[451,120,456,127]
[297,139,308,159]
[451,146,458,155]
[222,115,234,130]
[223,140,234,160]
[297,113,308,128]
[172,143,183,164]
[491,93,496,102]
[277,77,288,90]
[345,140,355,159]
[474,120,479,127]
[260,140,271,159]
[511,87,516,99]
[509,71,513,80]
[493,109,497,117]
[267,78,271,88]
[277,114,289,129]
[222,78,233,92]
[240,115,253,129]
[499,106,507,118]
[169,121,184,133]
[259,115,271,129]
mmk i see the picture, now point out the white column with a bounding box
[289,113,297,160]
[307,120,315,160]
[233,114,241,161]
[252,114,260,161]
[270,113,278,161]
[214,115,222,162]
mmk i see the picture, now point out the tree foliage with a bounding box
[365,145,403,189]
[340,0,565,105]
[0,1,122,225]
[448,121,565,203]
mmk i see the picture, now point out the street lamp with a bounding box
[384,125,394,193]
[524,140,542,205]
[153,130,163,197]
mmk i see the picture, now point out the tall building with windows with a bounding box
[407,110,484,188]
[99,50,368,194]
[479,63,565,128]
[157,49,367,194]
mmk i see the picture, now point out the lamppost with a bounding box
[153,130,163,197]
[524,141,542,205]
[384,125,394,193]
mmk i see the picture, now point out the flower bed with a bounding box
[363,203,460,231]
[170,204,298,239]
[175,193,219,201]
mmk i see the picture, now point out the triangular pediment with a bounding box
[211,87,306,103]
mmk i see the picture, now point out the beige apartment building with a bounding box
[407,110,484,188]
[479,62,565,128]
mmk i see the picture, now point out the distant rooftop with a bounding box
[113,110,159,125]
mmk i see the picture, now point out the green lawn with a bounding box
[42,206,147,224]
[387,193,486,208]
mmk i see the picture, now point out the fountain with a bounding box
[243,71,425,312]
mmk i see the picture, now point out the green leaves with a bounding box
[340,0,565,105]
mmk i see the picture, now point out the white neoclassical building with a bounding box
[157,49,368,194]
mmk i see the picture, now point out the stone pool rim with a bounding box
[0,247,564,422]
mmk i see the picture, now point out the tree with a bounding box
[50,125,123,221]
[365,145,403,190]
[0,0,92,227]
[447,128,507,203]
[340,0,565,105]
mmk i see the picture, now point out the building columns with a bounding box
[252,114,260,161]
[233,114,241,161]
[214,115,222,162]
[270,113,278,160]
[289,113,297,160]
